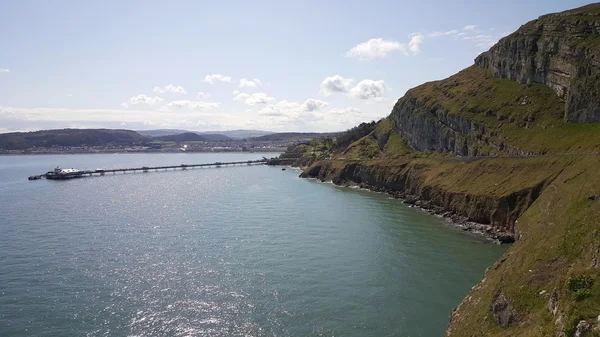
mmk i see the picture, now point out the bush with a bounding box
[568,276,594,292]
[568,275,594,301]
[573,288,591,301]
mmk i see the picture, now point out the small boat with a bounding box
[282,168,286,171]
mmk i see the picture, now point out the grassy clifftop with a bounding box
[392,66,600,156]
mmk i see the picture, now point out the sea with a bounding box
[0,153,506,337]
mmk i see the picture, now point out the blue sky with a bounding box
[0,0,592,132]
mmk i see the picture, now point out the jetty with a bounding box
[28,158,274,180]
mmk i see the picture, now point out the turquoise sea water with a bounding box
[0,153,505,336]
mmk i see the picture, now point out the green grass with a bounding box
[445,156,600,337]
[402,66,600,154]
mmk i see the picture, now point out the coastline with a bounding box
[297,167,513,244]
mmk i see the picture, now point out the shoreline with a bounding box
[297,169,514,245]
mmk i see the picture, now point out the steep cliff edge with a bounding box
[445,157,600,337]
[474,4,600,122]
[301,156,568,243]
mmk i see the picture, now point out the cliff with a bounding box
[302,156,568,243]
[474,4,600,122]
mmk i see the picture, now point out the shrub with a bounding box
[573,288,592,301]
[568,276,594,292]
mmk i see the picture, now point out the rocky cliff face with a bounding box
[474,4,600,122]
[390,92,521,156]
[301,158,567,242]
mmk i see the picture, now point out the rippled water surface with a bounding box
[0,153,506,336]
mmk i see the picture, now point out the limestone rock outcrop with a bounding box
[474,4,600,122]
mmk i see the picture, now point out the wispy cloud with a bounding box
[121,94,164,108]
[204,74,233,84]
[0,68,9,73]
[428,30,459,37]
[165,100,220,110]
[427,25,503,50]
[153,84,186,94]
[239,78,262,88]
[244,93,275,106]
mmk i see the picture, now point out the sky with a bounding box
[0,0,592,133]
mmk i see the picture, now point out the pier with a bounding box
[28,158,273,180]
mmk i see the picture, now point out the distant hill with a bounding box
[137,129,189,137]
[138,129,268,140]
[200,129,274,140]
[0,129,148,150]
[153,132,208,142]
[197,133,231,141]
[251,132,337,142]
[152,132,230,142]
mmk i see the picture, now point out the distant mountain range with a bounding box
[136,129,274,140]
[152,132,230,142]
[252,132,339,141]
[0,128,336,151]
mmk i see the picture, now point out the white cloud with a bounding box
[239,78,262,88]
[463,25,478,31]
[345,38,405,60]
[257,100,327,126]
[349,80,388,100]
[408,34,424,55]
[0,68,9,73]
[204,74,233,84]
[121,94,164,108]
[233,93,250,101]
[301,99,328,112]
[329,107,362,115]
[244,93,275,106]
[232,90,240,95]
[258,99,327,116]
[153,84,186,94]
[320,76,387,101]
[196,92,209,99]
[166,100,220,110]
[320,75,354,96]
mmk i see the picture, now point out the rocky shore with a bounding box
[308,176,515,244]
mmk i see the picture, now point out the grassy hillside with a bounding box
[446,156,600,337]
[0,129,148,150]
[393,66,600,155]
